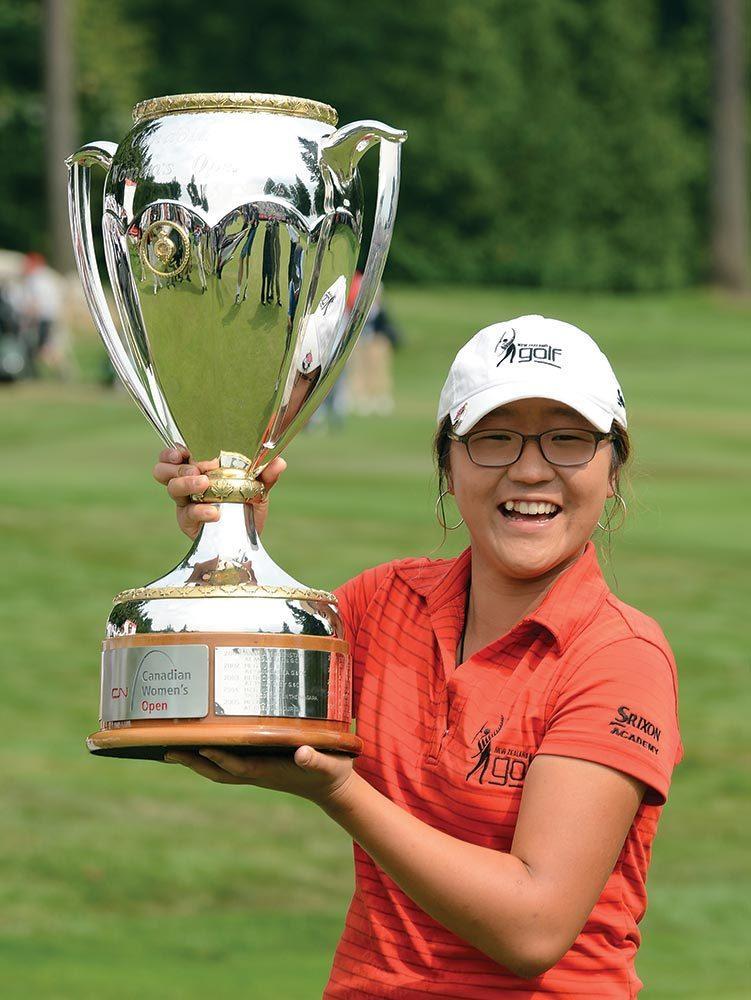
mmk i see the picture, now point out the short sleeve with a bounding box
[538,637,683,806]
[334,562,396,649]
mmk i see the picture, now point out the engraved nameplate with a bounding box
[101,645,209,721]
[214,646,332,719]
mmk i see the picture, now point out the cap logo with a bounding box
[495,328,517,364]
[494,327,562,369]
[319,288,335,315]
[301,350,313,372]
[616,387,625,408]
[453,402,468,425]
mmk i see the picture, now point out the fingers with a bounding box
[198,748,257,777]
[195,457,221,474]
[154,451,284,541]
[153,454,198,483]
[294,746,331,771]
[158,446,190,465]
[153,449,220,538]
[178,504,220,537]
[166,471,210,507]
[165,750,245,783]
[197,748,301,787]
[153,449,218,486]
[153,461,191,486]
[168,475,209,508]
[293,746,349,775]
[155,453,284,492]
[257,456,287,492]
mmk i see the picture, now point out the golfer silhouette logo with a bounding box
[466,717,505,784]
[495,328,517,365]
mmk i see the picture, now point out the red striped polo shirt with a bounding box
[324,540,683,999]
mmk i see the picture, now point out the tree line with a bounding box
[2,0,748,290]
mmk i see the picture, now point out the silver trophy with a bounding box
[67,93,406,760]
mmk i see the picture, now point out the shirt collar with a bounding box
[395,540,609,653]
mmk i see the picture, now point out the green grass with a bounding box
[1,285,749,998]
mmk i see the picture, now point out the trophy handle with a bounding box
[66,141,177,447]
[258,121,407,463]
[320,121,407,362]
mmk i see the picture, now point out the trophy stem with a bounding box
[150,502,308,591]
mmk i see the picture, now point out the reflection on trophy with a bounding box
[67,93,406,760]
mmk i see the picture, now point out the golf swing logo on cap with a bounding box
[494,324,564,369]
[438,314,628,435]
[495,328,517,364]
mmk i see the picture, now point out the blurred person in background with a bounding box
[0,281,29,381]
[18,252,61,374]
[309,273,403,430]
[345,271,402,416]
[13,252,72,378]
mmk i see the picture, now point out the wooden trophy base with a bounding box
[87,719,362,761]
[93,631,362,762]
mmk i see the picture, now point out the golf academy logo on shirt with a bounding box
[494,327,563,369]
[465,718,532,789]
[466,718,505,783]
[609,705,661,755]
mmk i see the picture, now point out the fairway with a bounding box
[0,285,749,998]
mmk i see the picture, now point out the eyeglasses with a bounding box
[447,427,613,468]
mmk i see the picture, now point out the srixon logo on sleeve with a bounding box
[494,328,563,369]
[609,705,661,755]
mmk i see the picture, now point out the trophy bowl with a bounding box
[67,92,406,761]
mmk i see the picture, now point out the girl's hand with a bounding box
[152,446,287,539]
[164,745,356,811]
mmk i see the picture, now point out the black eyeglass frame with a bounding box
[446,427,614,468]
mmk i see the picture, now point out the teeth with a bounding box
[502,500,560,515]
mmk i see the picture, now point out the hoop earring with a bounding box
[597,491,627,532]
[435,489,464,531]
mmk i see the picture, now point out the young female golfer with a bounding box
[154,315,683,998]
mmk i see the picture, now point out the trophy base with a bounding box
[87,719,362,761]
[95,506,361,764]
[94,630,360,762]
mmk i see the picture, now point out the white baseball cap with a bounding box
[437,315,627,434]
[295,275,347,375]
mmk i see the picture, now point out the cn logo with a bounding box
[111,687,128,699]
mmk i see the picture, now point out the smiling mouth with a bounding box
[499,500,562,523]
